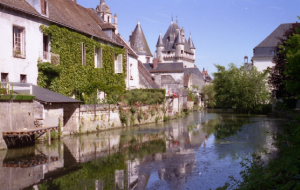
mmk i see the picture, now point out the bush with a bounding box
[123,89,165,106]
[130,106,137,114]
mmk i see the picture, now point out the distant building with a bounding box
[155,21,196,68]
[252,23,292,72]
[243,56,253,70]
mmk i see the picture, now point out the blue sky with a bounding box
[78,0,300,75]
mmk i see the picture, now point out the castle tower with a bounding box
[156,33,165,62]
[174,29,184,58]
[188,34,196,60]
[129,22,153,63]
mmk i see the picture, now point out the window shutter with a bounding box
[98,48,102,68]
[117,54,122,73]
[81,42,86,66]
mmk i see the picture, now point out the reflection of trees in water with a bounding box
[38,136,166,190]
[201,114,251,140]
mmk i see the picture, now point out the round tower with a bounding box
[188,34,196,60]
[174,29,184,58]
[156,33,165,62]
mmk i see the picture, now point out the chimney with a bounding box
[153,58,157,69]
[72,0,77,3]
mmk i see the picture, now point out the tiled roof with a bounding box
[255,23,292,48]
[0,0,122,46]
[137,61,159,89]
[184,68,204,80]
[115,34,138,58]
[143,63,184,73]
[0,0,39,15]
[130,22,153,56]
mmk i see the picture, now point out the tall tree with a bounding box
[213,64,270,113]
[269,22,300,98]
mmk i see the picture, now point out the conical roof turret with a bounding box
[130,22,153,56]
[156,33,165,47]
[174,29,184,45]
[188,34,196,49]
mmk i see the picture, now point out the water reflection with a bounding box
[0,111,284,190]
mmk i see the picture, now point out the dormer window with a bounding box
[41,0,48,16]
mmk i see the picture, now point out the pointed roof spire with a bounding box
[174,29,184,45]
[188,34,196,49]
[130,22,153,56]
[156,33,165,47]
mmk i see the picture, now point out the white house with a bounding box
[252,23,292,72]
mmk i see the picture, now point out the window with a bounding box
[13,26,25,58]
[43,35,49,60]
[81,42,86,66]
[146,57,150,63]
[20,74,27,83]
[115,54,123,73]
[271,50,275,56]
[1,73,8,82]
[181,50,183,54]
[94,47,103,68]
[41,0,48,15]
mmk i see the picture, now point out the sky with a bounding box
[77,0,300,76]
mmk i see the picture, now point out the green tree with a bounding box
[201,84,216,108]
[213,63,271,113]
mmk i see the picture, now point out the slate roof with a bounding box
[4,83,81,104]
[115,34,138,58]
[255,23,292,48]
[137,61,160,89]
[0,0,122,46]
[162,22,194,54]
[31,85,82,103]
[130,22,153,56]
[184,68,204,80]
[188,35,196,49]
[143,63,184,73]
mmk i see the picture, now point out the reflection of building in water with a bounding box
[124,121,207,189]
[0,145,63,190]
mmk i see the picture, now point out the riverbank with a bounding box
[233,114,300,189]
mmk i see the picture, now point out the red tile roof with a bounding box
[0,0,122,46]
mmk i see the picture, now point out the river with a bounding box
[0,110,284,190]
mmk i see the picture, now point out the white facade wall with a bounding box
[253,58,274,72]
[138,55,153,64]
[0,10,47,84]
[127,56,139,89]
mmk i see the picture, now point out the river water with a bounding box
[0,111,284,190]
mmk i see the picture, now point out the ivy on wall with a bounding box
[38,25,126,101]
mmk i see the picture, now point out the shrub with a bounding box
[130,106,137,114]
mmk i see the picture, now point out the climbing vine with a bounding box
[38,25,126,102]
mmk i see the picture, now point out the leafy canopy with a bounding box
[213,63,271,113]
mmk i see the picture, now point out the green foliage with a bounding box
[130,114,135,126]
[38,25,126,103]
[281,23,300,96]
[213,63,271,114]
[38,153,126,190]
[201,84,216,108]
[163,116,170,122]
[119,110,128,126]
[123,89,165,106]
[137,108,143,122]
[130,106,137,114]
[187,90,197,102]
[151,109,155,117]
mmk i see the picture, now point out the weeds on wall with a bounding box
[38,25,126,103]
